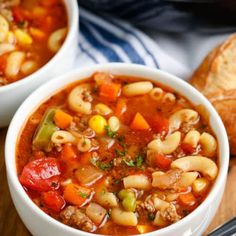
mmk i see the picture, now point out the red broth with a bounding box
[0,0,67,86]
[16,73,218,235]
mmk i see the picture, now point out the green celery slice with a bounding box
[33,108,58,151]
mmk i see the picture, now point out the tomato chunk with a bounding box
[181,143,195,154]
[19,158,61,192]
[155,153,172,169]
[151,114,169,134]
[42,191,65,212]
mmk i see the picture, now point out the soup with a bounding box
[0,0,67,86]
[16,72,218,235]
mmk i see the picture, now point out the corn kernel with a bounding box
[192,177,209,195]
[14,29,33,45]
[89,115,107,135]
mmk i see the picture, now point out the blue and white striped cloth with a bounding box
[75,7,189,79]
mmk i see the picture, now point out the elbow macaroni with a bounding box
[183,130,200,147]
[171,156,218,180]
[48,27,67,53]
[148,131,181,154]
[51,130,76,144]
[68,84,92,114]
[199,132,217,157]
[169,109,199,132]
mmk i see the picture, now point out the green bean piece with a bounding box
[33,108,58,151]
[122,195,136,212]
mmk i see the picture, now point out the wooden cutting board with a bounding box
[0,127,235,236]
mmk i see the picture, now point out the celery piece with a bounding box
[33,108,58,151]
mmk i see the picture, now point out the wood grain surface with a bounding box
[0,127,235,236]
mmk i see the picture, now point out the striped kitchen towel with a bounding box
[75,7,190,79]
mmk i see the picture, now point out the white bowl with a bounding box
[0,0,79,127]
[5,63,229,236]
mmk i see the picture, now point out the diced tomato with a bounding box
[12,6,31,22]
[41,191,65,212]
[181,143,195,154]
[150,114,169,134]
[40,0,58,7]
[155,153,172,169]
[19,158,61,192]
[0,55,7,72]
[61,143,77,162]
[40,16,54,32]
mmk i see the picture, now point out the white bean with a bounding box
[108,116,120,132]
[95,103,112,115]
[0,43,15,56]
[122,81,153,97]
[0,14,9,42]
[21,60,38,75]
[5,51,25,78]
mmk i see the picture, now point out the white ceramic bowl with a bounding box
[5,63,229,236]
[0,0,79,127]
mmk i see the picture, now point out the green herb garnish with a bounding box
[105,125,117,138]
[79,192,88,198]
[115,148,127,157]
[148,213,155,221]
[123,159,135,167]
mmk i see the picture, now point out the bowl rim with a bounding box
[5,63,230,236]
[0,0,78,92]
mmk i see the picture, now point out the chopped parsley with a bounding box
[135,155,144,167]
[90,157,113,171]
[116,135,126,148]
[148,213,155,221]
[105,125,117,138]
[98,161,112,171]
[123,154,144,168]
[123,159,135,167]
[79,192,88,198]
[115,148,127,157]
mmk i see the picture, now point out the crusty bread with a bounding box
[191,34,236,155]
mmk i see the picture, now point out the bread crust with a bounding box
[191,34,236,155]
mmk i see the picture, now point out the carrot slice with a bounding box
[64,183,91,206]
[178,192,196,207]
[61,143,77,162]
[54,109,73,129]
[99,82,121,102]
[130,112,150,130]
